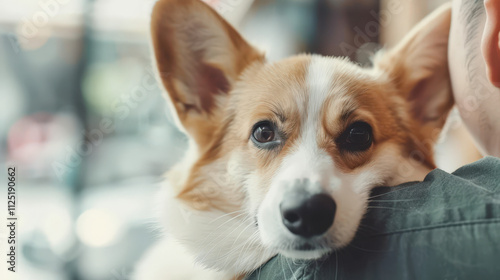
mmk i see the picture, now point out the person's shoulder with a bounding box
[422,156,500,192]
[452,156,500,179]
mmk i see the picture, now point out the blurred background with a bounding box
[0,0,481,279]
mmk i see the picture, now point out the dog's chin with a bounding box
[279,247,331,260]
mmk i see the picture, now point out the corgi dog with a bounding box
[134,0,453,279]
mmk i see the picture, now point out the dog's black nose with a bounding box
[280,193,336,238]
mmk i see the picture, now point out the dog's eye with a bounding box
[252,122,276,143]
[338,121,373,151]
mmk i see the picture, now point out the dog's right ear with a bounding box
[151,0,263,147]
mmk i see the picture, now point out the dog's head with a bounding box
[151,0,453,273]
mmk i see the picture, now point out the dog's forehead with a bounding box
[237,54,373,126]
[302,56,352,120]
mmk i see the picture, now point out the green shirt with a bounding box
[246,157,500,280]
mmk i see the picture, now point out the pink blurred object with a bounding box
[7,113,80,178]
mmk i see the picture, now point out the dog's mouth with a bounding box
[278,242,332,260]
[294,243,322,251]
[268,237,333,260]
[255,213,333,259]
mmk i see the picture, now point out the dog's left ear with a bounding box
[375,3,453,136]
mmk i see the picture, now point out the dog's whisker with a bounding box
[221,222,261,267]
[221,224,258,266]
[334,250,339,280]
[366,206,407,211]
[368,187,411,200]
[280,255,287,279]
[200,215,256,264]
[209,209,246,224]
[209,212,248,232]
[367,198,419,203]
[217,230,261,269]
[198,211,251,249]
[229,234,261,269]
[347,242,389,253]
[356,222,381,234]
[238,231,259,253]
[285,256,298,280]
[229,219,257,248]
